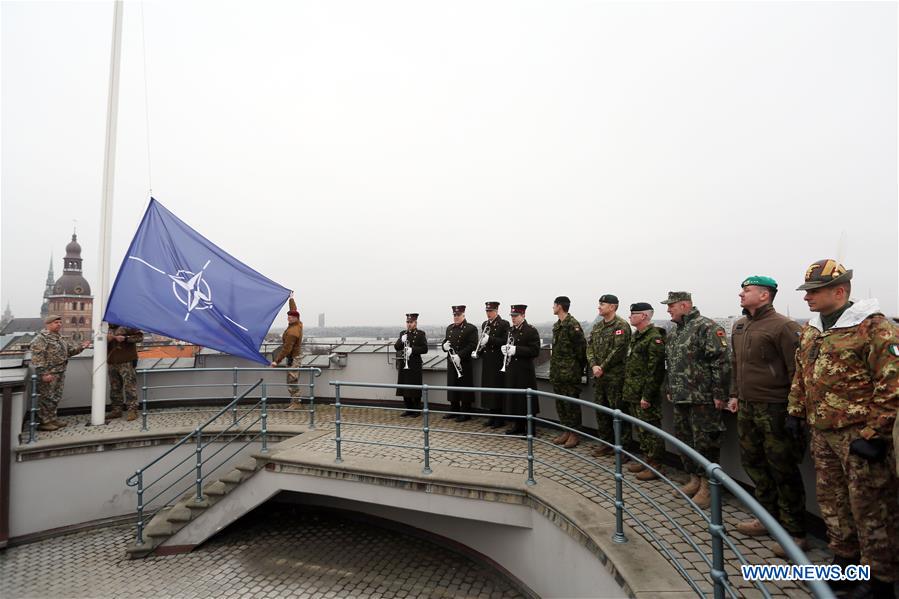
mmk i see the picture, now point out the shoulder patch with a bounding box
[889,344,899,357]
[716,330,725,337]
[614,329,624,335]
[654,338,663,344]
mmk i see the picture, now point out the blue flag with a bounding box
[104,198,290,365]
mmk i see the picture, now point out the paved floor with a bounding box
[1,504,524,599]
[20,402,833,598]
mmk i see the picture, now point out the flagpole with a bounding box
[91,0,124,427]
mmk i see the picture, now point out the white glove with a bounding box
[404,346,413,359]
[442,341,452,352]
[501,344,516,356]
[401,334,408,343]
[451,354,461,367]
[470,350,479,359]
[481,333,490,346]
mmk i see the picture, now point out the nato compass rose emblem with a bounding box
[128,256,249,331]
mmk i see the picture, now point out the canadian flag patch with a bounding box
[654,338,662,344]
[716,330,726,337]
[615,329,624,335]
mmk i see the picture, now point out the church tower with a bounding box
[47,233,94,342]
[40,255,54,318]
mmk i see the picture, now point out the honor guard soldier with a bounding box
[728,276,806,557]
[29,315,90,431]
[270,292,304,409]
[394,313,428,417]
[788,260,898,596]
[662,291,730,510]
[474,302,510,428]
[501,305,541,435]
[587,294,632,457]
[441,305,478,421]
[549,296,587,448]
[106,323,144,421]
[621,302,666,481]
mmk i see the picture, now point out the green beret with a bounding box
[741,275,778,290]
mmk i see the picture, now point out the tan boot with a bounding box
[736,518,767,537]
[563,433,580,449]
[107,408,123,419]
[636,460,661,481]
[592,445,614,458]
[37,422,59,432]
[552,431,570,445]
[126,410,139,422]
[692,478,711,509]
[771,536,809,559]
[674,474,701,498]
[285,401,303,410]
[626,460,646,473]
[51,419,68,428]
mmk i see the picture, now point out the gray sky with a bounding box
[2,0,897,327]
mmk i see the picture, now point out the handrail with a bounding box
[329,380,835,599]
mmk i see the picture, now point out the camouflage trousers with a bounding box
[552,383,583,430]
[738,402,806,537]
[593,376,630,446]
[286,368,302,402]
[623,400,664,462]
[673,403,724,478]
[36,372,66,424]
[811,426,899,581]
[108,362,138,411]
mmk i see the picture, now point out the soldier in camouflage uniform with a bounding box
[549,296,587,449]
[662,291,730,510]
[726,276,806,558]
[788,260,898,595]
[107,323,144,421]
[29,315,90,431]
[621,302,666,481]
[587,294,632,457]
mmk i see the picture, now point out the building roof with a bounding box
[0,318,44,335]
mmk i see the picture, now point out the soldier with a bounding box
[29,315,90,431]
[107,323,144,421]
[501,305,541,435]
[474,302,510,429]
[549,296,587,449]
[393,313,428,417]
[621,302,666,481]
[787,260,898,596]
[441,305,478,421]
[270,292,304,409]
[587,294,632,457]
[727,276,806,558]
[662,291,730,510]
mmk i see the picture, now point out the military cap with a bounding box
[510,304,527,315]
[287,309,299,317]
[44,314,62,324]
[797,259,853,291]
[484,301,500,311]
[598,294,619,305]
[451,305,466,315]
[553,296,571,306]
[741,275,778,290]
[630,302,653,312]
[660,291,692,305]
[405,313,419,322]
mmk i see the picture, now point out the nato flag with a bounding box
[104,198,290,365]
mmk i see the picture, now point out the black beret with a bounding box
[630,302,653,312]
[599,294,619,305]
[553,296,571,306]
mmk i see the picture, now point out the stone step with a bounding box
[220,469,244,485]
[235,458,259,473]
[166,505,193,523]
[204,480,229,497]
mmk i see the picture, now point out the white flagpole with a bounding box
[91,0,124,426]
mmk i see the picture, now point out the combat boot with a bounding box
[107,408,123,419]
[285,401,303,410]
[735,518,767,537]
[552,431,570,445]
[636,460,661,481]
[674,474,701,498]
[592,445,614,458]
[126,410,138,422]
[36,422,59,432]
[627,460,646,473]
[51,419,68,428]
[563,433,580,449]
[692,478,711,509]
[771,536,808,560]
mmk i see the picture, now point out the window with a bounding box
[80,302,85,311]
[79,317,85,325]
[71,317,78,324]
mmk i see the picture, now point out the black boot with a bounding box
[847,578,897,599]
[489,418,505,429]
[505,424,526,436]
[828,554,861,593]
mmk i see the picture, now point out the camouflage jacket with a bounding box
[587,315,631,379]
[30,329,85,375]
[622,325,666,403]
[787,299,899,438]
[550,314,587,385]
[665,307,731,405]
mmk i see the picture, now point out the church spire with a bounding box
[41,254,54,317]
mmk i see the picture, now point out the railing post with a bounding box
[334,383,342,463]
[231,367,238,425]
[140,370,148,431]
[612,410,627,543]
[422,385,432,475]
[135,470,145,545]
[260,383,268,453]
[525,389,535,486]
[709,469,727,599]
[194,427,204,502]
[28,373,37,444]
[308,370,316,430]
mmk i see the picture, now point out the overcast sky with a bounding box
[2,0,897,327]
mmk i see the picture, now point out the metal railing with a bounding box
[125,379,269,546]
[329,381,835,599]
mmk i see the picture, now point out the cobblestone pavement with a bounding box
[0,505,524,599]
[28,402,831,598]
